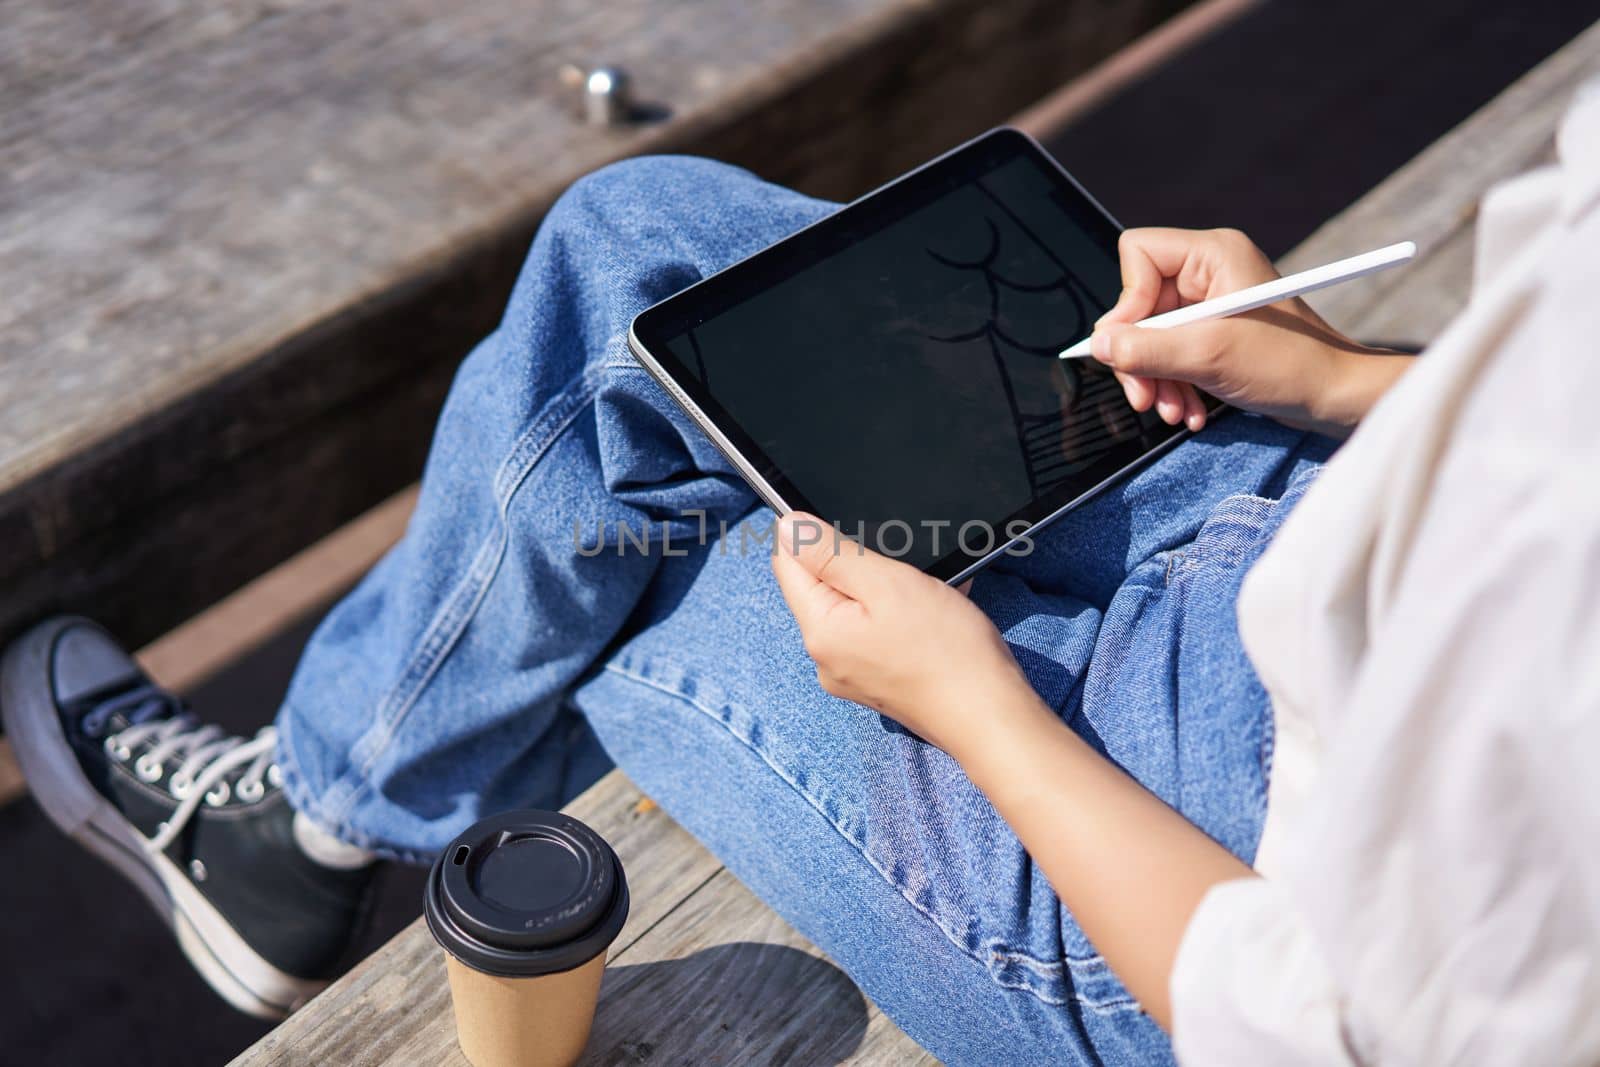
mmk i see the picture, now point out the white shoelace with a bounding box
[111,718,279,854]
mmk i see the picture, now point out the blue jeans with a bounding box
[275,157,1335,1065]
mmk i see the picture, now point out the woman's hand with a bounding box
[771,511,1256,1030]
[770,514,1047,758]
[1094,227,1411,436]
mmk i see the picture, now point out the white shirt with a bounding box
[1170,85,1600,1066]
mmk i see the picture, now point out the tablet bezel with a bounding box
[628,126,1208,584]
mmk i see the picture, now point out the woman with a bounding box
[6,89,1597,1063]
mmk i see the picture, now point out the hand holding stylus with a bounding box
[1080,228,1417,436]
[1061,240,1414,358]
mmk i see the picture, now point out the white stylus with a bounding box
[1058,240,1417,359]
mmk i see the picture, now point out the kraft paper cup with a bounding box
[424,810,630,1067]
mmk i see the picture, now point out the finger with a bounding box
[1093,321,1224,384]
[1174,382,1198,430]
[1102,230,1169,325]
[1111,228,1220,312]
[1099,268,1183,332]
[1178,382,1208,431]
[777,512,900,604]
[1114,369,1156,412]
[1154,379,1184,425]
[772,545,854,632]
[1154,276,1184,315]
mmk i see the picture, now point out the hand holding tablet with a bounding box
[630,129,1208,582]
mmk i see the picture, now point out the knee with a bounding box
[544,155,759,244]
[580,154,752,199]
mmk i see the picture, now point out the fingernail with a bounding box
[778,514,801,554]
[1090,328,1111,363]
[780,512,823,555]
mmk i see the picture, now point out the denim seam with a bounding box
[1162,549,1183,586]
[1175,495,1277,576]
[1258,689,1277,799]
[601,329,645,370]
[601,659,1140,1015]
[330,365,606,827]
[272,730,436,864]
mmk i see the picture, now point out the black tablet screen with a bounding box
[633,130,1192,581]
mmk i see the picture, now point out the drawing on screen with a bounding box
[922,192,1142,498]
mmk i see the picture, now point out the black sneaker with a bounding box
[1,617,378,1019]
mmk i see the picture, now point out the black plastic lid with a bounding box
[424,809,629,978]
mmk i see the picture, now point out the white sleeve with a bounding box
[1171,879,1357,1066]
[1172,456,1600,1067]
[1166,94,1600,1066]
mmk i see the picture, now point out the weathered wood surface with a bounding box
[1279,17,1600,343]
[0,742,21,807]
[232,771,932,1066]
[0,0,1190,656]
[233,26,1600,1067]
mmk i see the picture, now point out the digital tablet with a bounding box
[629,127,1211,584]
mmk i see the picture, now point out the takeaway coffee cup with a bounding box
[424,809,630,1067]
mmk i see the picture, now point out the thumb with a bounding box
[1091,321,1222,383]
[776,513,896,603]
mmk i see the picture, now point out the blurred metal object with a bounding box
[559,63,634,127]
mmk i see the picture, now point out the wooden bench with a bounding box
[0,0,1198,826]
[0,0,1190,1055]
[238,770,937,1064]
[228,19,1600,1066]
[0,0,1188,660]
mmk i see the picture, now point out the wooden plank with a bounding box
[232,774,926,1066]
[1,489,415,810]
[0,0,1190,655]
[1328,223,1480,347]
[0,742,21,807]
[136,486,418,695]
[1011,0,1260,138]
[1281,18,1600,342]
[563,777,728,965]
[586,868,931,1065]
[232,771,724,1066]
